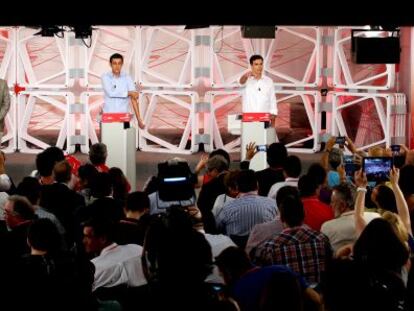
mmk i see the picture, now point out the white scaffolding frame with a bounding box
[137,26,195,88]
[17,91,74,153]
[16,27,70,89]
[80,26,137,88]
[204,90,243,153]
[79,91,101,153]
[331,92,406,150]
[205,90,321,154]
[138,90,199,154]
[0,27,16,84]
[210,26,321,88]
[0,26,408,154]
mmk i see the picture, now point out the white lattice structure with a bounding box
[137,26,195,88]
[0,27,16,84]
[80,26,137,88]
[330,27,396,90]
[0,25,408,154]
[210,26,321,88]
[139,90,199,154]
[331,92,406,150]
[17,27,71,88]
[17,91,75,153]
[205,90,321,153]
[204,90,242,153]
[79,92,101,153]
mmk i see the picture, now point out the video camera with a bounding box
[157,160,197,202]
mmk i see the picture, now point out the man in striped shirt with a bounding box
[216,170,277,247]
[253,194,332,285]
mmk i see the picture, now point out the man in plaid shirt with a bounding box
[253,193,332,285]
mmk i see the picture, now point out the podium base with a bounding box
[241,121,278,172]
[101,122,137,191]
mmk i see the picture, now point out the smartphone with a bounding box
[391,144,400,155]
[343,155,355,177]
[336,136,346,147]
[363,157,393,182]
[391,145,405,168]
[256,145,267,152]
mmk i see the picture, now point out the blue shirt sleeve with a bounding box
[126,75,136,92]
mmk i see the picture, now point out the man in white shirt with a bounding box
[82,218,146,291]
[239,55,278,171]
[321,183,380,254]
[267,155,302,200]
[239,55,277,117]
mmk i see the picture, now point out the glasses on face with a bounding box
[3,209,18,217]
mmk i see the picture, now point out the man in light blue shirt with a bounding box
[101,53,145,129]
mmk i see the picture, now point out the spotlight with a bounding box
[34,25,64,37]
[184,25,210,29]
[73,25,92,39]
[241,26,276,39]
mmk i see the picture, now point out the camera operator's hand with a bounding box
[354,169,368,188]
[384,147,392,157]
[195,154,209,174]
[345,137,357,154]
[400,144,409,154]
[390,166,400,186]
[246,142,258,161]
[325,136,336,152]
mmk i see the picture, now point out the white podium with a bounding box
[241,113,277,172]
[101,113,137,191]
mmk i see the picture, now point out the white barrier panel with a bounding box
[17,27,71,89]
[80,26,137,88]
[138,90,199,154]
[205,90,321,154]
[330,92,406,150]
[331,27,395,90]
[137,26,194,88]
[210,26,321,88]
[390,93,407,145]
[17,91,75,153]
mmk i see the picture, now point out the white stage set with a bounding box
[0,26,407,156]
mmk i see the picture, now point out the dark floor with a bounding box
[5,150,322,191]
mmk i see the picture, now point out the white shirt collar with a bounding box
[100,243,119,256]
[285,177,299,182]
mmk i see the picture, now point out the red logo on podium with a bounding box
[102,113,132,123]
[242,113,271,122]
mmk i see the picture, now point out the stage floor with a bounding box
[4,151,322,191]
